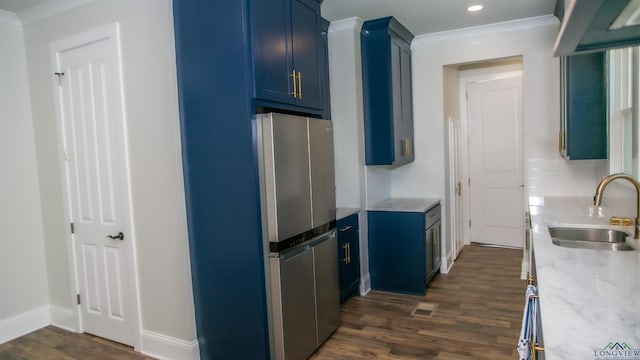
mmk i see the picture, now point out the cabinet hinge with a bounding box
[469,219,472,228]
[76,294,81,305]
[468,178,471,186]
[70,222,75,234]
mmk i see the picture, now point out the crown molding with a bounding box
[18,0,96,25]
[413,15,559,46]
[0,10,21,25]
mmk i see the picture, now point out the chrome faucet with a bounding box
[594,173,640,239]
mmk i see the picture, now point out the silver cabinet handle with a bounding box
[339,225,352,232]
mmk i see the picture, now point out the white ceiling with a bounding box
[321,0,557,36]
[0,0,557,35]
[0,0,48,14]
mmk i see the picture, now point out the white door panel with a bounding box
[467,76,523,248]
[54,24,136,346]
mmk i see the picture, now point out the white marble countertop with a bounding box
[367,197,440,213]
[529,196,640,359]
[336,207,359,220]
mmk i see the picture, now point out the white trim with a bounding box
[18,0,96,25]
[50,305,76,332]
[0,306,50,344]
[359,272,371,296]
[0,10,21,25]
[413,15,559,46]
[139,329,200,360]
[328,17,362,33]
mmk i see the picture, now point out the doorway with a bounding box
[446,58,525,262]
[51,24,140,347]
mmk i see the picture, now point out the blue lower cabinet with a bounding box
[368,210,426,295]
[337,213,360,301]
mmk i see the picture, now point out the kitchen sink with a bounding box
[548,227,635,251]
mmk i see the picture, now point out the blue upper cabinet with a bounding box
[560,52,607,160]
[361,17,415,166]
[251,0,324,113]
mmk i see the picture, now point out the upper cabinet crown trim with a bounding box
[361,16,414,44]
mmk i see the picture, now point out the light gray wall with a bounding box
[395,16,604,201]
[21,0,196,341]
[0,20,49,321]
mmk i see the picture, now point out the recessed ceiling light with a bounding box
[467,4,483,12]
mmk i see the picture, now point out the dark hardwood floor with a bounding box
[312,244,526,359]
[1,244,525,360]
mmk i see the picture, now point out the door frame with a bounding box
[50,23,142,350]
[456,61,524,248]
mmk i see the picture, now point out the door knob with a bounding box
[106,232,124,241]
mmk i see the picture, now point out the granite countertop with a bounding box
[529,196,640,359]
[336,207,359,220]
[367,197,440,213]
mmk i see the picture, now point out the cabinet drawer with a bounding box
[337,213,359,237]
[425,205,441,229]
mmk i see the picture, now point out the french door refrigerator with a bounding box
[255,113,340,360]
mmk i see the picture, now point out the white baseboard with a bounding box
[0,305,50,344]
[140,329,200,360]
[359,272,371,296]
[50,305,76,332]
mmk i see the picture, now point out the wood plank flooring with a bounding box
[0,326,153,360]
[0,244,525,360]
[311,244,526,359]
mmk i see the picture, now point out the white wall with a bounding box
[442,66,459,269]
[0,19,50,338]
[327,15,612,277]
[386,16,608,252]
[19,0,196,347]
[328,17,373,293]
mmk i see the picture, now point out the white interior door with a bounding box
[467,75,523,248]
[448,117,465,258]
[53,24,137,346]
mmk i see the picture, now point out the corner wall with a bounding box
[19,0,196,355]
[0,19,50,343]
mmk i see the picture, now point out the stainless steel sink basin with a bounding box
[548,227,635,251]
[548,227,629,242]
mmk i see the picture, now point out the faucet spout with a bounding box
[594,173,640,239]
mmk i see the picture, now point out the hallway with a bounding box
[312,244,526,359]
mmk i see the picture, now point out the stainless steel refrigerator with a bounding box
[255,113,340,360]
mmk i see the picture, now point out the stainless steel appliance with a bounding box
[255,113,339,360]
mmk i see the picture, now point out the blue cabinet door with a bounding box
[368,211,426,295]
[251,0,293,105]
[251,0,324,112]
[561,52,607,160]
[337,213,360,301]
[399,44,414,162]
[291,0,322,110]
